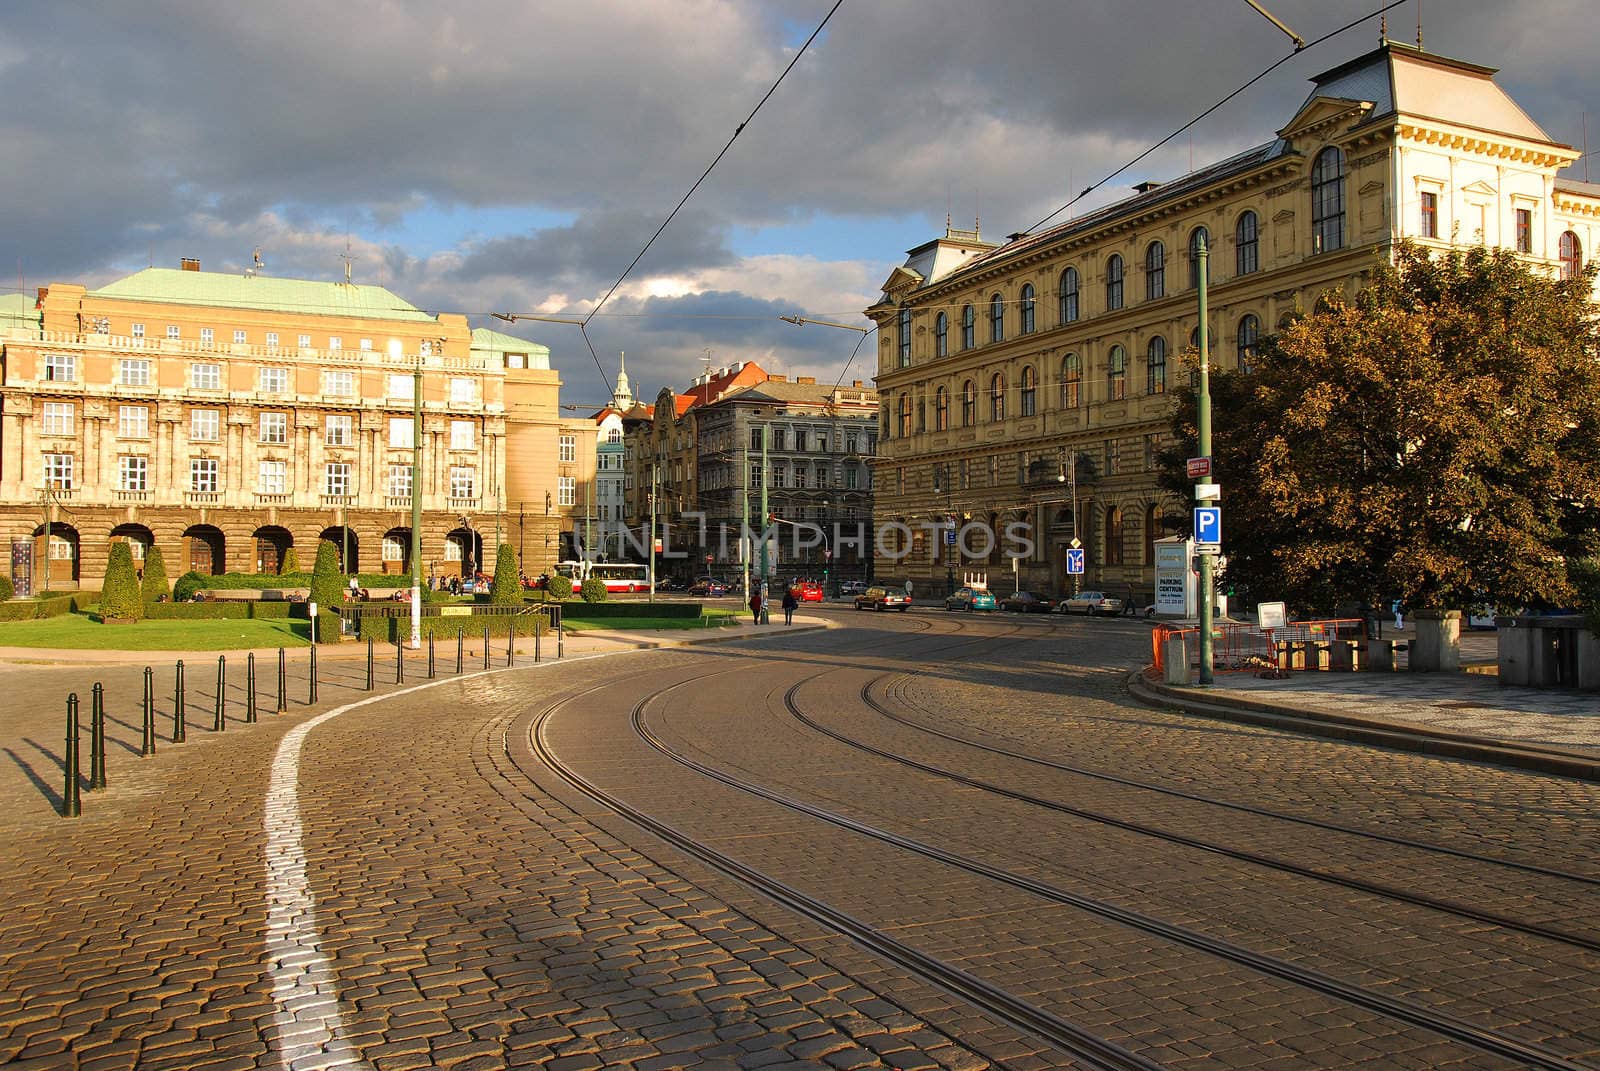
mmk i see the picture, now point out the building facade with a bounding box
[866,42,1600,601]
[1,265,573,591]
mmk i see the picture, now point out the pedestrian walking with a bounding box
[782,589,798,625]
[749,592,764,625]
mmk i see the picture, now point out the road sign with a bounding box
[1065,548,1085,574]
[944,527,956,545]
[1069,537,1081,549]
[1195,482,1221,501]
[705,554,713,564]
[1187,456,1212,479]
[1194,506,1222,546]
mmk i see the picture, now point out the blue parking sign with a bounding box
[1065,548,1085,574]
[1194,506,1222,546]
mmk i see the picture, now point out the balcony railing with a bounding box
[256,493,291,505]
[185,492,222,506]
[115,490,151,503]
[322,494,355,507]
[385,495,414,510]
[447,496,480,511]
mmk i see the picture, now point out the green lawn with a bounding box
[560,609,741,632]
[0,612,311,650]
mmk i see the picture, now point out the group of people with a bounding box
[748,588,800,626]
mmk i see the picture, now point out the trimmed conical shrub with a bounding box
[141,545,170,605]
[279,546,300,576]
[490,543,521,605]
[309,540,345,611]
[102,541,144,621]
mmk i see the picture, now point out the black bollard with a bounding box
[173,660,187,743]
[89,682,106,790]
[395,639,403,684]
[246,653,257,723]
[366,636,374,691]
[276,648,287,713]
[535,618,541,663]
[508,619,515,666]
[309,645,318,704]
[141,667,155,757]
[482,626,490,670]
[427,632,436,679]
[63,694,80,818]
[558,617,564,659]
[456,629,464,674]
[214,655,227,731]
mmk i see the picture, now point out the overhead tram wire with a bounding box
[1024,0,1410,236]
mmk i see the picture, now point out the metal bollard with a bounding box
[535,620,541,663]
[246,653,257,723]
[214,655,227,731]
[89,682,106,790]
[482,626,490,670]
[456,629,464,674]
[366,636,375,691]
[428,632,436,679]
[507,620,515,666]
[63,694,81,818]
[558,618,564,658]
[309,645,318,704]
[276,648,287,713]
[395,639,403,684]
[173,660,187,743]
[141,667,155,756]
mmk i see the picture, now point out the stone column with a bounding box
[1410,609,1461,672]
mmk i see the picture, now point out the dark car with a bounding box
[1000,590,1057,613]
[687,578,727,597]
[854,586,909,612]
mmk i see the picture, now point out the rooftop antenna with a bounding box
[339,239,357,285]
[1584,112,1590,183]
[700,347,713,405]
[1379,12,1387,43]
[245,246,263,278]
[1416,0,1423,49]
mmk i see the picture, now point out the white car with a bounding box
[1058,590,1124,616]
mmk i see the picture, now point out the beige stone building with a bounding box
[0,264,580,591]
[866,42,1600,602]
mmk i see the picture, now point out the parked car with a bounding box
[687,577,726,597]
[789,580,824,602]
[945,587,998,612]
[854,586,910,612]
[839,580,868,597]
[1000,590,1057,614]
[1058,590,1124,616]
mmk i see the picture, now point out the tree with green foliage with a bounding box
[141,545,170,605]
[490,543,521,604]
[172,571,206,603]
[278,547,300,576]
[101,541,144,621]
[579,577,609,602]
[545,572,574,600]
[1162,241,1600,615]
[309,540,345,611]
[0,575,13,601]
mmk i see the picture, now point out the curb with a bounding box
[1126,672,1600,783]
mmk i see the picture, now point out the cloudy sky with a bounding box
[4,1,1595,406]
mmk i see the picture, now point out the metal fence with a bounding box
[1151,618,1366,675]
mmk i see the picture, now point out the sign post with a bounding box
[1194,233,1216,684]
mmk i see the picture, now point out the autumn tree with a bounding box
[1162,241,1600,614]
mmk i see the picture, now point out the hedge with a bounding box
[356,613,551,643]
[559,602,702,620]
[0,591,103,621]
[142,601,293,621]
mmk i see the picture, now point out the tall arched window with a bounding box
[1559,231,1583,280]
[1019,284,1036,334]
[1311,147,1345,253]
[1060,354,1082,408]
[1145,241,1165,300]
[1107,345,1127,401]
[1237,314,1260,372]
[934,311,948,357]
[1188,227,1211,289]
[1104,507,1125,565]
[989,293,1005,343]
[961,304,975,349]
[1236,211,1259,275]
[897,306,911,367]
[989,373,1006,422]
[961,380,976,426]
[935,386,949,431]
[896,393,912,438]
[1059,267,1080,323]
[1146,337,1167,396]
[1020,365,1037,416]
[1144,504,1161,565]
[1105,255,1124,311]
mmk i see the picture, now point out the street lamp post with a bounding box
[1057,450,1082,596]
[1196,233,1216,686]
[408,347,424,648]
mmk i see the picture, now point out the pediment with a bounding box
[1278,95,1373,144]
[878,264,924,301]
[1459,179,1497,197]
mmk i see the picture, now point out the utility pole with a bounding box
[758,424,770,598]
[647,464,657,604]
[1196,233,1215,685]
[740,443,750,599]
[409,346,424,648]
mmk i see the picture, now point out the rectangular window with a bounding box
[1515,208,1533,253]
[260,411,288,444]
[816,466,829,488]
[325,414,353,446]
[796,465,810,489]
[190,408,220,441]
[233,329,247,345]
[297,334,311,349]
[191,363,221,390]
[387,464,413,498]
[328,336,342,351]
[258,460,287,495]
[772,427,787,451]
[119,455,148,491]
[1419,191,1438,239]
[389,416,415,449]
[44,352,77,382]
[43,453,75,489]
[200,328,215,346]
[449,466,476,499]
[559,433,576,462]
[323,370,355,396]
[845,466,858,490]
[260,366,288,393]
[266,332,279,349]
[42,402,75,435]
[324,463,351,496]
[387,373,414,399]
[118,358,151,386]
[750,427,765,451]
[772,464,787,489]
[190,457,219,493]
[166,325,180,340]
[450,420,475,451]
[118,405,149,438]
[131,322,145,339]
[359,338,372,352]
[558,475,575,506]
[449,377,475,405]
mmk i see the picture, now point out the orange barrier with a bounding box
[1152,619,1366,675]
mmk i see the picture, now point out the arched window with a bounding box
[989,373,1006,421]
[896,393,912,438]
[1559,231,1583,280]
[1105,254,1124,311]
[1019,284,1036,334]
[1311,147,1344,253]
[1059,267,1080,323]
[880,404,891,438]
[1060,354,1082,408]
[1237,314,1260,372]
[935,386,949,431]
[1107,345,1127,401]
[1236,211,1259,275]
[1105,507,1125,566]
[1146,337,1167,396]
[1020,365,1037,416]
[1188,227,1211,289]
[934,311,948,357]
[897,306,911,367]
[961,304,975,349]
[1144,504,1161,565]
[606,427,622,444]
[961,380,976,426]
[989,293,1005,343]
[1145,241,1165,300]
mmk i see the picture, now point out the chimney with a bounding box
[180,257,201,272]
[768,374,787,383]
[35,286,48,306]
[796,376,815,385]
[852,380,863,388]
[1132,181,1163,194]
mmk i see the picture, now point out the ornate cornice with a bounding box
[1395,121,1576,169]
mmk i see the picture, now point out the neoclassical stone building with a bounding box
[866,41,1600,600]
[1,264,581,591]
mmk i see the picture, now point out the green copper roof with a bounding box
[90,268,439,323]
[0,292,41,334]
[471,327,551,370]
